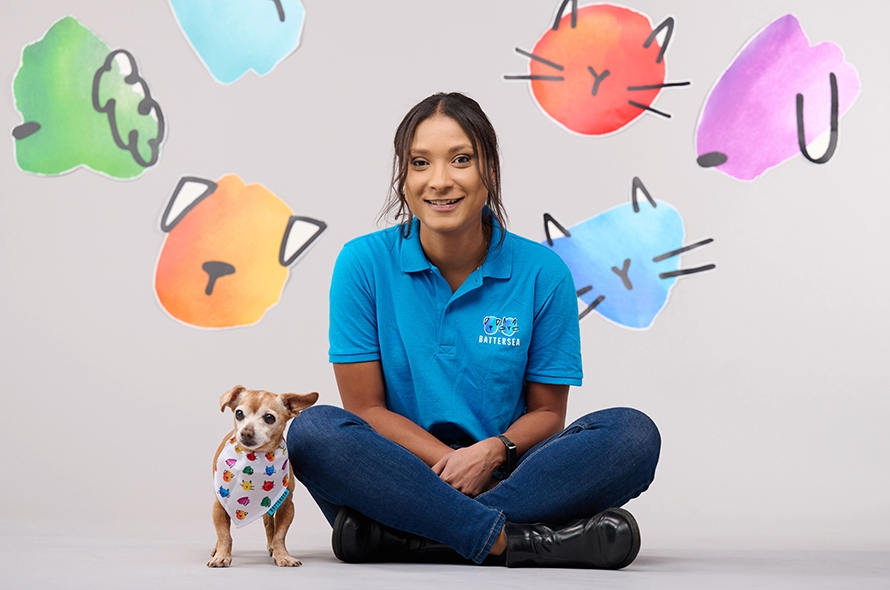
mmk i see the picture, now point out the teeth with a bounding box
[429,199,460,205]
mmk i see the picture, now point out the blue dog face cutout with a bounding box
[483,316,501,335]
[542,177,715,330]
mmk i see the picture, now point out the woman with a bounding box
[287,92,660,568]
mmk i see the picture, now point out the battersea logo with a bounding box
[480,316,521,346]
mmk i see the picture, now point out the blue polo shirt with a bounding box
[328,219,582,442]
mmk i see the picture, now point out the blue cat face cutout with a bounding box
[542,177,715,330]
[483,316,501,335]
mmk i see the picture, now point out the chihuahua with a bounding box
[208,385,318,567]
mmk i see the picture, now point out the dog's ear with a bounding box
[220,385,247,412]
[161,177,217,232]
[279,392,319,417]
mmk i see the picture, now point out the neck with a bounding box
[419,224,489,292]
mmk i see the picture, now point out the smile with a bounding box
[426,198,463,205]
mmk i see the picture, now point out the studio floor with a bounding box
[3,526,887,590]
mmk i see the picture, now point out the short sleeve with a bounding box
[328,242,381,363]
[525,265,583,385]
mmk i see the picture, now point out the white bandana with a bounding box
[213,436,291,528]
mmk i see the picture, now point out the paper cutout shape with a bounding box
[542,178,715,329]
[11,16,164,179]
[168,0,305,84]
[155,175,326,329]
[504,1,689,136]
[695,14,861,181]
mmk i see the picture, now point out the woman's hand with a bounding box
[431,438,505,497]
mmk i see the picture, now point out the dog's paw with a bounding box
[273,554,302,567]
[207,555,232,568]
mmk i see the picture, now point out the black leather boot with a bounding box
[504,508,640,569]
[332,507,470,564]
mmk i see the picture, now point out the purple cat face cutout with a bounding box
[695,14,861,181]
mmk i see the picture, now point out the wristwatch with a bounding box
[497,434,517,473]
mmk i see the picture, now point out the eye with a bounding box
[410,158,429,168]
[453,154,473,165]
[234,410,244,421]
[263,414,276,424]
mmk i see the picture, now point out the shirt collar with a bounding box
[399,214,513,280]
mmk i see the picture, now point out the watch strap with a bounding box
[497,434,517,473]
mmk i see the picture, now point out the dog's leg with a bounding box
[265,497,301,566]
[263,512,276,556]
[208,500,234,567]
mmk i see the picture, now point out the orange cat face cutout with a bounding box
[154,175,326,328]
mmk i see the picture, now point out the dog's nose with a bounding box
[202,261,236,295]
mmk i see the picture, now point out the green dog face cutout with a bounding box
[12,16,165,179]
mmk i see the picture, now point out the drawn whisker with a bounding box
[514,48,564,71]
[576,285,593,297]
[653,238,714,262]
[628,100,671,118]
[659,264,716,279]
[627,81,691,91]
[504,75,565,82]
[579,294,605,320]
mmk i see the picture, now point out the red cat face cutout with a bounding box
[505,1,689,136]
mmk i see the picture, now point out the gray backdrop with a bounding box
[1,0,887,551]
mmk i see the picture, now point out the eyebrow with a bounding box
[410,144,474,156]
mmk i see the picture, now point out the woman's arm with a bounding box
[432,381,569,496]
[334,361,454,467]
[502,381,568,453]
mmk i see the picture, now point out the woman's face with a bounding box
[404,115,488,242]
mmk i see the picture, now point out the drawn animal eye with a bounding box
[235,409,244,421]
[263,414,276,424]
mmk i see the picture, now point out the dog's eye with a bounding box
[263,414,276,424]
[235,410,244,421]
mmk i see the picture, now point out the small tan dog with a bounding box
[209,385,318,568]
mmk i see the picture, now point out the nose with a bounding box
[428,162,454,191]
[202,261,235,295]
[587,66,610,96]
[697,152,728,168]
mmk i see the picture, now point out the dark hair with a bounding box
[380,92,507,245]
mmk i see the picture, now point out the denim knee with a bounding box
[609,407,661,480]
[570,407,661,476]
[286,405,362,469]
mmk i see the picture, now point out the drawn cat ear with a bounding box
[551,0,578,30]
[797,72,839,164]
[643,17,675,64]
[543,213,571,246]
[279,216,327,267]
[160,177,217,232]
[631,177,657,212]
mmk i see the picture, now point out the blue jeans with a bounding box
[286,405,660,564]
